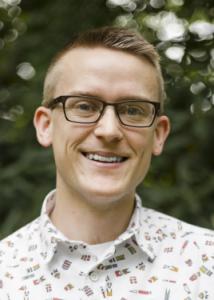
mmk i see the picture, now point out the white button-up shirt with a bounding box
[0,190,214,299]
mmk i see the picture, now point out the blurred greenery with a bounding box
[0,0,213,238]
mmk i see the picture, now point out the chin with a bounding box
[80,184,132,207]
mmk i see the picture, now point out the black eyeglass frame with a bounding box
[47,95,161,128]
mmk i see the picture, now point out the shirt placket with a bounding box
[70,244,113,300]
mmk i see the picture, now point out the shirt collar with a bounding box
[120,194,158,262]
[38,190,159,264]
[39,190,71,264]
[134,194,158,262]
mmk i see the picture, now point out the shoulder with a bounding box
[141,205,214,234]
[0,217,41,268]
[140,206,214,251]
[138,206,214,294]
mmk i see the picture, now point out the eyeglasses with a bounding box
[47,95,161,128]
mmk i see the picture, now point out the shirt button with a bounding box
[89,271,99,282]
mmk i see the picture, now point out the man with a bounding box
[0,27,213,299]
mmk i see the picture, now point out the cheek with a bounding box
[135,142,153,184]
[128,129,154,157]
[52,123,93,160]
[129,131,155,179]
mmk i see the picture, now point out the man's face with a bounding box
[35,47,169,208]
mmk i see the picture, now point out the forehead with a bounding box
[49,47,160,101]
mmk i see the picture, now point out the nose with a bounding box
[94,106,123,143]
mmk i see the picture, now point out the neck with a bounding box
[49,186,135,245]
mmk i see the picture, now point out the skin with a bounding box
[34,47,170,244]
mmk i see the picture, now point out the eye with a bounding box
[118,104,145,116]
[66,98,100,112]
[75,101,96,112]
[65,97,103,120]
[126,106,144,116]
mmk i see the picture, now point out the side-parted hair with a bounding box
[43,26,166,112]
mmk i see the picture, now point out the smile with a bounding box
[83,153,127,163]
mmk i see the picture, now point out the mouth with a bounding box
[82,152,128,164]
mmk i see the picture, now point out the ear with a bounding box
[33,106,53,147]
[152,115,170,156]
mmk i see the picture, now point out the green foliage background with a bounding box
[0,0,213,238]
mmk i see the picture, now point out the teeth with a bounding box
[86,153,124,163]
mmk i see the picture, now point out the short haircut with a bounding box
[43,26,166,111]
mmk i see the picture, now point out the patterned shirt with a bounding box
[0,190,214,300]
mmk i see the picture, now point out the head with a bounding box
[43,26,166,112]
[34,26,170,209]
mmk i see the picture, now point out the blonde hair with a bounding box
[43,26,166,111]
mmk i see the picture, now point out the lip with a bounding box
[82,150,129,157]
[81,150,129,168]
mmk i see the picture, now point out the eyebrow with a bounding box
[64,91,155,103]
